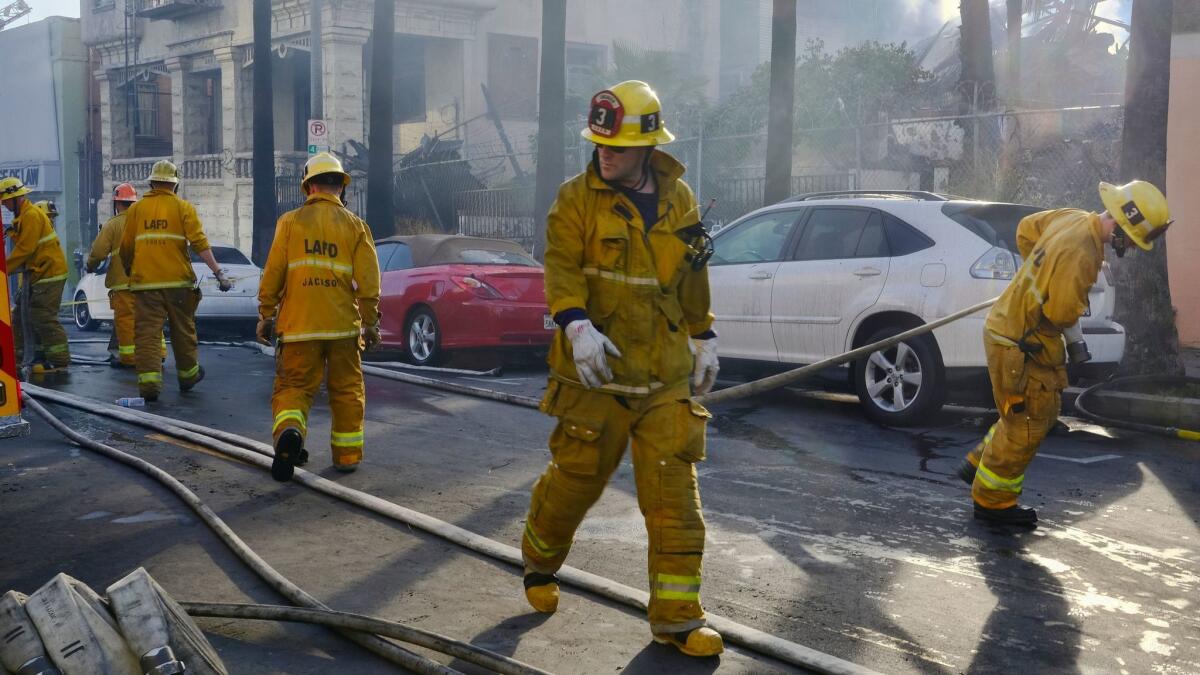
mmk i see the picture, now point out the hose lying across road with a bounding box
[24,384,879,675]
[21,391,550,675]
[1073,374,1200,441]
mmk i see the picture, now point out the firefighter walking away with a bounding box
[257,152,382,481]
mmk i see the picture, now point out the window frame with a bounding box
[789,206,882,262]
[709,207,806,266]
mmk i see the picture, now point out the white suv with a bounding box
[708,191,1124,425]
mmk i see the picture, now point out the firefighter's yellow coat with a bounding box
[8,199,67,285]
[967,209,1104,508]
[259,192,381,467]
[525,151,715,636]
[119,188,211,290]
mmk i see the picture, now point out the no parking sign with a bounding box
[307,119,329,155]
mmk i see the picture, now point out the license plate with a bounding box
[544,314,555,330]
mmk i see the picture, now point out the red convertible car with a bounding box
[375,235,554,365]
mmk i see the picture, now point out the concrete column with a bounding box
[215,47,239,157]
[323,26,370,155]
[95,69,115,215]
[165,57,186,160]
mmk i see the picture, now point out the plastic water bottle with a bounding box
[115,397,146,407]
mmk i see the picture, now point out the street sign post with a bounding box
[307,119,329,156]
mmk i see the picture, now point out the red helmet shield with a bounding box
[588,90,624,139]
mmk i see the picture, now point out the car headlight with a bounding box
[970,246,1017,280]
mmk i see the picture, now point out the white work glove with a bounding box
[215,269,233,292]
[565,319,622,389]
[690,336,720,395]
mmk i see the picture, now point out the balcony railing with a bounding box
[180,155,224,181]
[136,0,221,20]
[110,157,167,183]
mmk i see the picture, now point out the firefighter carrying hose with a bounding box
[257,152,381,481]
[957,180,1173,525]
[119,160,232,401]
[520,81,723,657]
[0,177,70,373]
[86,183,146,367]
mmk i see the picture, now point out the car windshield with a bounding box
[941,202,1042,253]
[190,246,252,265]
[453,248,540,267]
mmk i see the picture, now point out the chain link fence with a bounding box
[351,104,1122,252]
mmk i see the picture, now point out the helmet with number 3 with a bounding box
[580,80,675,148]
[1098,180,1172,251]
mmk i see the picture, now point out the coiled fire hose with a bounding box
[21,392,550,675]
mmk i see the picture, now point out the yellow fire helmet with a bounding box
[1099,180,1172,251]
[0,176,32,201]
[34,200,58,218]
[147,159,180,185]
[581,80,675,148]
[301,151,351,190]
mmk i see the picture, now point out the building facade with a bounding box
[0,16,87,283]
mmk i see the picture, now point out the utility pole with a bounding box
[310,0,323,119]
[366,0,394,237]
[764,0,796,205]
[532,0,566,260]
[1006,0,1021,103]
[251,0,276,265]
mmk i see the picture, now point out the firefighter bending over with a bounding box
[520,81,723,657]
[958,180,1173,525]
[257,152,382,480]
[1,178,69,373]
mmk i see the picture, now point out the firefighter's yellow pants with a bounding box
[110,290,165,366]
[523,380,712,635]
[964,338,1065,509]
[271,337,365,468]
[133,288,201,397]
[14,279,69,367]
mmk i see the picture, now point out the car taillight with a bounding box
[970,246,1017,280]
[451,275,503,299]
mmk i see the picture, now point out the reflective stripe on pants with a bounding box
[13,279,69,366]
[271,337,365,466]
[133,287,201,397]
[522,381,710,635]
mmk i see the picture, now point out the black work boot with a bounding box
[179,365,206,392]
[973,503,1038,526]
[272,428,304,482]
[956,459,977,485]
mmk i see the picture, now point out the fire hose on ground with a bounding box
[1072,374,1200,441]
[21,392,551,675]
[26,297,1011,673]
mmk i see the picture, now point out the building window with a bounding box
[395,34,427,123]
[134,81,160,138]
[487,33,537,119]
[93,0,115,9]
[566,42,605,99]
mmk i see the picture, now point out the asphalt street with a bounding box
[1,322,1197,674]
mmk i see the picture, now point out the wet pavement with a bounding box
[1,321,1198,674]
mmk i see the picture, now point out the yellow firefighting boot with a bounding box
[523,572,559,614]
[653,627,725,658]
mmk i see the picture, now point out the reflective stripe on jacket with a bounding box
[119,188,211,291]
[257,192,381,343]
[544,150,714,396]
[985,208,1104,369]
[87,212,132,290]
[8,200,68,284]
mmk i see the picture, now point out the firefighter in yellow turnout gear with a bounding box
[959,180,1173,525]
[1,177,70,372]
[257,152,381,481]
[87,183,165,367]
[521,82,723,658]
[119,160,232,401]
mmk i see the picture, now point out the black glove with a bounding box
[256,317,275,345]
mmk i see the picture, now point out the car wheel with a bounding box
[854,326,946,426]
[406,307,445,367]
[74,291,100,331]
